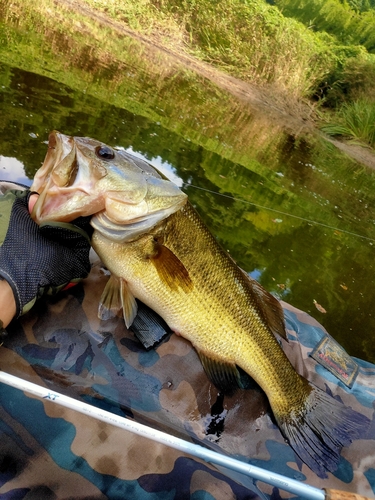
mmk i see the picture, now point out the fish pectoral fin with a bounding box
[244,271,288,341]
[198,352,243,394]
[150,243,193,293]
[98,275,138,328]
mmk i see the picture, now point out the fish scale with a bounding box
[93,202,325,415]
[31,131,371,479]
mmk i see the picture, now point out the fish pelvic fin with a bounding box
[150,242,193,293]
[275,381,370,478]
[198,352,244,394]
[98,275,138,328]
[244,272,288,341]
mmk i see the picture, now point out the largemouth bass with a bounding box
[32,131,370,478]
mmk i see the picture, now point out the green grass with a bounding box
[274,0,375,52]
[81,0,336,98]
[321,98,375,147]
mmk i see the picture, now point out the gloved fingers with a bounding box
[39,221,92,245]
[70,216,94,239]
[28,193,39,213]
[0,189,92,318]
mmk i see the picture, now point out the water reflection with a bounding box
[1,1,375,362]
[0,156,31,185]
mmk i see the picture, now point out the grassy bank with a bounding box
[84,0,334,97]
[81,0,375,148]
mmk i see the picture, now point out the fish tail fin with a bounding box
[275,382,370,478]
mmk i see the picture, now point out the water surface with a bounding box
[1,0,375,362]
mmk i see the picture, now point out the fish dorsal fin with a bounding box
[243,271,287,341]
[150,242,193,293]
[98,275,138,328]
[198,352,243,394]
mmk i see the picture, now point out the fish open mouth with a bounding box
[30,131,93,223]
[31,131,188,229]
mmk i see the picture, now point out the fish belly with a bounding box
[92,207,301,406]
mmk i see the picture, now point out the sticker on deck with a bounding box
[311,335,359,388]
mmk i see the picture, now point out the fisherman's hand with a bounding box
[0,182,93,326]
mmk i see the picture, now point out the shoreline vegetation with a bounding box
[77,0,375,154]
[2,0,375,362]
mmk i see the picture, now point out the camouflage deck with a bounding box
[0,253,374,500]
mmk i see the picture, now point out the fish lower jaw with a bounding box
[32,193,87,222]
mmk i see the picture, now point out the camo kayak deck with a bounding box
[0,258,374,500]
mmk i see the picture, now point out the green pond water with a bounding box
[1,0,375,363]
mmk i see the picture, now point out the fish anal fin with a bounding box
[244,272,287,341]
[198,352,243,394]
[98,274,138,328]
[150,242,193,293]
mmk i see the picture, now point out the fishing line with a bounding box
[183,182,375,243]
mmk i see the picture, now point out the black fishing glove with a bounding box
[0,182,93,320]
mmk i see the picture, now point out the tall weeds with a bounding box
[321,99,375,147]
[74,0,375,148]
[79,0,336,99]
[155,0,334,97]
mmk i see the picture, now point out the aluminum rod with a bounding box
[0,370,325,500]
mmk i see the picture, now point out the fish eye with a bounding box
[95,145,115,160]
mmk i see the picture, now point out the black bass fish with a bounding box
[31,131,370,478]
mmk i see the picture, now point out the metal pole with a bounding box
[0,370,324,500]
